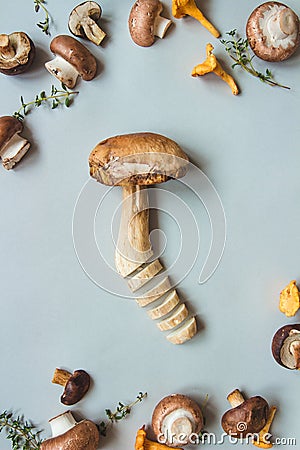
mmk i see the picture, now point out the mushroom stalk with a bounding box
[154,15,172,38]
[0,34,15,59]
[49,412,77,438]
[45,56,79,89]
[80,18,106,44]
[0,133,30,170]
[227,389,245,408]
[115,185,153,277]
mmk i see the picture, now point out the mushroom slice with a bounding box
[148,290,180,320]
[0,32,35,75]
[69,2,106,45]
[128,259,163,292]
[136,276,171,307]
[45,35,97,88]
[157,303,188,331]
[0,116,30,170]
[272,323,300,369]
[166,316,197,345]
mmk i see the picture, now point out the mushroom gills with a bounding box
[0,133,30,170]
[280,329,300,369]
[161,409,196,445]
[45,55,79,89]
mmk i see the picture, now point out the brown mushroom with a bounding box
[221,389,269,438]
[129,0,172,47]
[152,394,204,447]
[246,2,300,61]
[45,35,97,88]
[69,2,106,45]
[0,32,35,75]
[52,368,90,405]
[0,116,30,170]
[40,411,99,450]
[272,324,300,369]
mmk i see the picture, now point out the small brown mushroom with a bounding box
[246,2,300,61]
[221,389,269,438]
[0,32,35,75]
[272,324,300,369]
[69,2,106,45]
[45,35,97,88]
[40,411,99,450]
[52,368,90,405]
[129,0,172,47]
[152,394,204,447]
[0,116,30,170]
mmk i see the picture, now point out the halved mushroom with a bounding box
[0,116,30,170]
[272,324,300,369]
[40,411,99,450]
[52,368,91,405]
[246,2,300,61]
[45,35,97,88]
[129,0,172,47]
[69,2,106,45]
[0,32,35,75]
[152,394,203,447]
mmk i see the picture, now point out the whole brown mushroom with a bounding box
[152,394,204,447]
[0,32,35,75]
[246,2,300,61]
[52,368,91,405]
[272,324,300,369]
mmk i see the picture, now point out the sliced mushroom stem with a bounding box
[49,411,77,438]
[45,55,79,89]
[115,185,153,277]
[0,133,30,170]
[227,389,245,408]
[290,340,300,369]
[253,406,277,448]
[154,15,172,39]
[0,34,15,59]
[52,368,72,386]
[81,18,106,45]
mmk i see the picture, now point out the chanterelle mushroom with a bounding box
[246,2,300,61]
[69,2,106,45]
[40,411,99,450]
[172,0,220,38]
[222,389,269,438]
[0,116,30,170]
[52,368,91,405]
[45,35,97,88]
[0,32,35,75]
[272,324,300,369]
[279,280,300,317]
[152,394,203,447]
[129,0,172,47]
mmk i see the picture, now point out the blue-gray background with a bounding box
[0,0,300,448]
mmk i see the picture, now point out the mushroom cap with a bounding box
[0,32,35,75]
[50,35,97,80]
[129,0,163,47]
[221,396,269,437]
[0,116,23,150]
[271,323,300,368]
[61,370,90,405]
[246,2,300,61]
[152,394,204,447]
[69,1,102,37]
[89,132,189,186]
[40,419,99,450]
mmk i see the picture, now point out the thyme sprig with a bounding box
[13,84,78,121]
[99,391,147,436]
[33,0,51,35]
[220,30,290,90]
[0,411,42,450]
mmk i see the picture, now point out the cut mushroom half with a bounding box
[0,116,30,170]
[166,316,197,345]
[0,32,35,75]
[129,0,172,47]
[52,368,90,405]
[45,35,97,88]
[69,2,106,45]
[272,324,300,369]
[148,289,180,320]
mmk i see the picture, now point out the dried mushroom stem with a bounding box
[52,368,72,386]
[0,34,15,58]
[253,406,277,449]
[115,185,153,277]
[227,389,245,408]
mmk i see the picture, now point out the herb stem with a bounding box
[34,0,51,35]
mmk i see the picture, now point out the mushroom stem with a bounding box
[266,9,295,40]
[252,406,277,448]
[81,18,106,45]
[0,133,30,170]
[115,185,153,277]
[49,411,77,438]
[227,389,245,408]
[154,15,172,39]
[0,34,15,59]
[290,340,300,369]
[52,368,72,386]
[45,55,79,89]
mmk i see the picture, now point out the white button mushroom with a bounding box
[0,116,30,170]
[69,1,106,45]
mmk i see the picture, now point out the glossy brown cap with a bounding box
[61,370,90,405]
[0,116,23,150]
[272,323,300,368]
[129,0,163,46]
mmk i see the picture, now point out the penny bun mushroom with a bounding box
[52,368,91,405]
[246,2,300,61]
[45,35,97,88]
[0,32,35,75]
[272,324,300,369]
[129,0,172,47]
[152,394,204,447]
[0,116,31,170]
[69,2,106,45]
[40,411,99,450]
[221,389,269,438]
